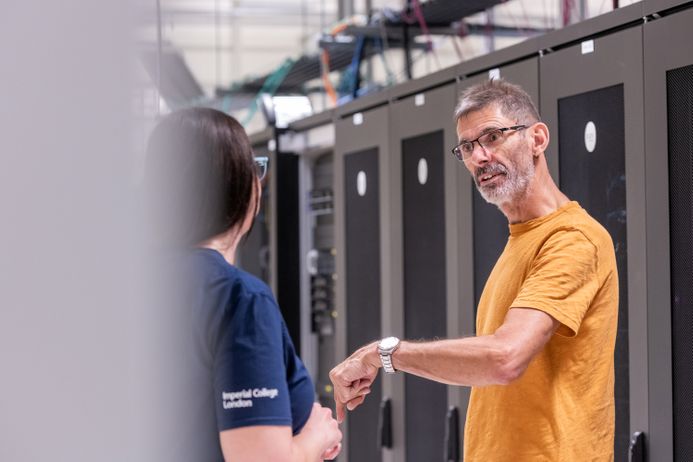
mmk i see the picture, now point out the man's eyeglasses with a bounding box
[451,125,527,162]
[254,156,269,181]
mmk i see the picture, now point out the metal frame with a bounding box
[644,0,693,15]
[287,109,336,132]
[282,118,337,392]
[387,81,462,462]
[643,7,693,460]
[457,36,541,79]
[334,102,390,462]
[539,23,648,459]
[536,2,644,53]
[389,64,459,102]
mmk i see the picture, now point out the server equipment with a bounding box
[335,93,391,462]
[252,3,693,460]
[644,4,693,461]
[285,111,339,409]
[388,67,462,461]
[539,4,647,459]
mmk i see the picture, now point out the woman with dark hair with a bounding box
[146,108,342,461]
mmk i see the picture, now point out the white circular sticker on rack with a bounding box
[417,158,428,185]
[584,121,597,153]
[356,171,367,197]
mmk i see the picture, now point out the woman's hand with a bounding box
[218,403,341,462]
[296,402,342,460]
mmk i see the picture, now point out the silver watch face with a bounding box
[379,336,399,350]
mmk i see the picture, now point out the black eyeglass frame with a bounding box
[451,124,528,162]
[254,156,269,181]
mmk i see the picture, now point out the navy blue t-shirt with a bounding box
[187,248,314,454]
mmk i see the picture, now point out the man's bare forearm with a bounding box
[331,308,559,416]
[389,335,517,387]
[365,308,558,387]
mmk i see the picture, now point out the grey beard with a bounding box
[476,158,535,206]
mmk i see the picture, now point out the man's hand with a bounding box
[329,342,381,422]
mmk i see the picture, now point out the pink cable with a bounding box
[412,0,440,67]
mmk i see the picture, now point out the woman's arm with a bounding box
[219,403,342,462]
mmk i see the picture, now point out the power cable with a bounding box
[320,49,338,105]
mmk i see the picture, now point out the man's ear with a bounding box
[531,122,550,157]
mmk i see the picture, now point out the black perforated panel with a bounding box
[472,186,508,315]
[667,63,693,462]
[402,130,448,461]
[558,84,630,461]
[276,153,302,353]
[344,148,382,462]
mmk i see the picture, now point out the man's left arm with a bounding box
[330,307,559,422]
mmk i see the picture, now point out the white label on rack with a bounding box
[417,158,428,185]
[414,93,425,106]
[584,121,597,153]
[489,68,501,80]
[581,39,595,54]
[356,171,367,196]
[353,112,363,126]
[267,139,276,152]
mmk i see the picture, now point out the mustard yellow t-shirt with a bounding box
[464,201,618,462]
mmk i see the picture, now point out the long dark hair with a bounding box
[145,108,256,248]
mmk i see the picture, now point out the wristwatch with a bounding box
[377,336,400,374]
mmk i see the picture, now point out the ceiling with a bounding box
[137,0,641,131]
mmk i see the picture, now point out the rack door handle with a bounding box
[629,431,645,462]
[378,398,392,449]
[445,406,460,462]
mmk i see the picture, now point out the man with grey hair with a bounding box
[330,79,619,460]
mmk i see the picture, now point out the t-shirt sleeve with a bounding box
[213,291,292,431]
[512,229,601,337]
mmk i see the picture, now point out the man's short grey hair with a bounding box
[454,78,541,125]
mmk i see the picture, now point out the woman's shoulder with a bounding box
[190,248,274,302]
[229,267,274,301]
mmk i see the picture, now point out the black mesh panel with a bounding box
[472,185,508,318]
[667,63,693,462]
[402,131,448,461]
[558,84,629,461]
[344,148,382,462]
[276,153,301,353]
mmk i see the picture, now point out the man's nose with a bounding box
[468,141,491,167]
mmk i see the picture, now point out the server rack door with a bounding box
[540,25,646,461]
[557,84,629,456]
[389,82,463,461]
[644,8,693,460]
[401,130,447,461]
[335,104,390,462]
[276,152,302,353]
[309,153,338,410]
[666,62,693,462]
[458,58,539,313]
[344,148,382,462]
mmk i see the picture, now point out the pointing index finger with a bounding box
[335,400,346,423]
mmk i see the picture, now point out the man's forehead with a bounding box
[456,107,510,138]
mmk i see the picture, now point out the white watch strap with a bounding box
[380,352,396,374]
